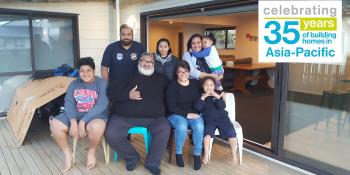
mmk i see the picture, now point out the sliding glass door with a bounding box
[283,62,350,175]
[280,16,350,175]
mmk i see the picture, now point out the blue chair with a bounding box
[114,126,152,161]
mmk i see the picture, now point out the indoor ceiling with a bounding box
[156,11,257,26]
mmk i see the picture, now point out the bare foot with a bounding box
[232,156,239,165]
[63,151,72,171]
[202,153,209,164]
[86,149,96,170]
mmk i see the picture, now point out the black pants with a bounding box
[104,115,170,167]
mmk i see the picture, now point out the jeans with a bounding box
[168,114,204,156]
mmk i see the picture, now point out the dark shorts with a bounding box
[204,116,236,139]
[54,112,107,128]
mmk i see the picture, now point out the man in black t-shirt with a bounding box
[101,24,146,82]
[105,53,170,175]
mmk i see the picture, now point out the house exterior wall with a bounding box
[119,0,213,49]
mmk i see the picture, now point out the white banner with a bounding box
[259,1,343,63]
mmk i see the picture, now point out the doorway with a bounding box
[145,8,276,149]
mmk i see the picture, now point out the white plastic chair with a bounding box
[208,92,243,164]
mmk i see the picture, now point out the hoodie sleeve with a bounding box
[64,80,78,120]
[191,46,211,58]
[81,79,109,123]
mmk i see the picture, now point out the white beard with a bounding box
[138,64,154,76]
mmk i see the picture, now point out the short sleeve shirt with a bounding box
[101,41,146,82]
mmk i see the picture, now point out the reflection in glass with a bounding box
[208,30,225,49]
[227,29,236,49]
[205,28,236,49]
[0,15,31,73]
[283,17,350,174]
[32,17,74,70]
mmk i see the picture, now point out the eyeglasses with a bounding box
[140,59,155,64]
[176,70,189,74]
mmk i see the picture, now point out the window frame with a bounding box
[0,8,80,76]
[205,27,236,49]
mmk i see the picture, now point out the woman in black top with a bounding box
[154,38,178,80]
[166,60,203,170]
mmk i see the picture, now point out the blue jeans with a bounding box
[167,114,204,156]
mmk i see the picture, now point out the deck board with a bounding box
[29,134,63,175]
[0,147,11,175]
[0,120,23,175]
[0,118,306,175]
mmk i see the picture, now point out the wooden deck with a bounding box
[0,117,305,175]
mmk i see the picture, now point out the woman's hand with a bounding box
[69,119,79,139]
[187,113,200,119]
[78,120,87,138]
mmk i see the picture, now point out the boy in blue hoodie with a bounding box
[50,57,109,171]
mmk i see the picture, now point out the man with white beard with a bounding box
[105,52,170,175]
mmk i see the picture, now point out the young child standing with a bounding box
[191,34,224,91]
[195,76,238,164]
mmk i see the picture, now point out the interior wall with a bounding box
[148,22,180,58]
[228,13,258,63]
[200,13,258,63]
[179,23,206,56]
[149,12,258,62]
[149,21,207,59]
[0,2,117,76]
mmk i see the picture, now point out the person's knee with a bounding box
[204,135,211,139]
[228,137,237,143]
[87,119,106,135]
[192,122,204,132]
[104,125,115,141]
[172,118,187,131]
[176,122,188,133]
[104,125,126,144]
[159,119,170,131]
[50,119,67,135]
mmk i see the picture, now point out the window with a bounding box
[205,27,236,49]
[0,9,78,74]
